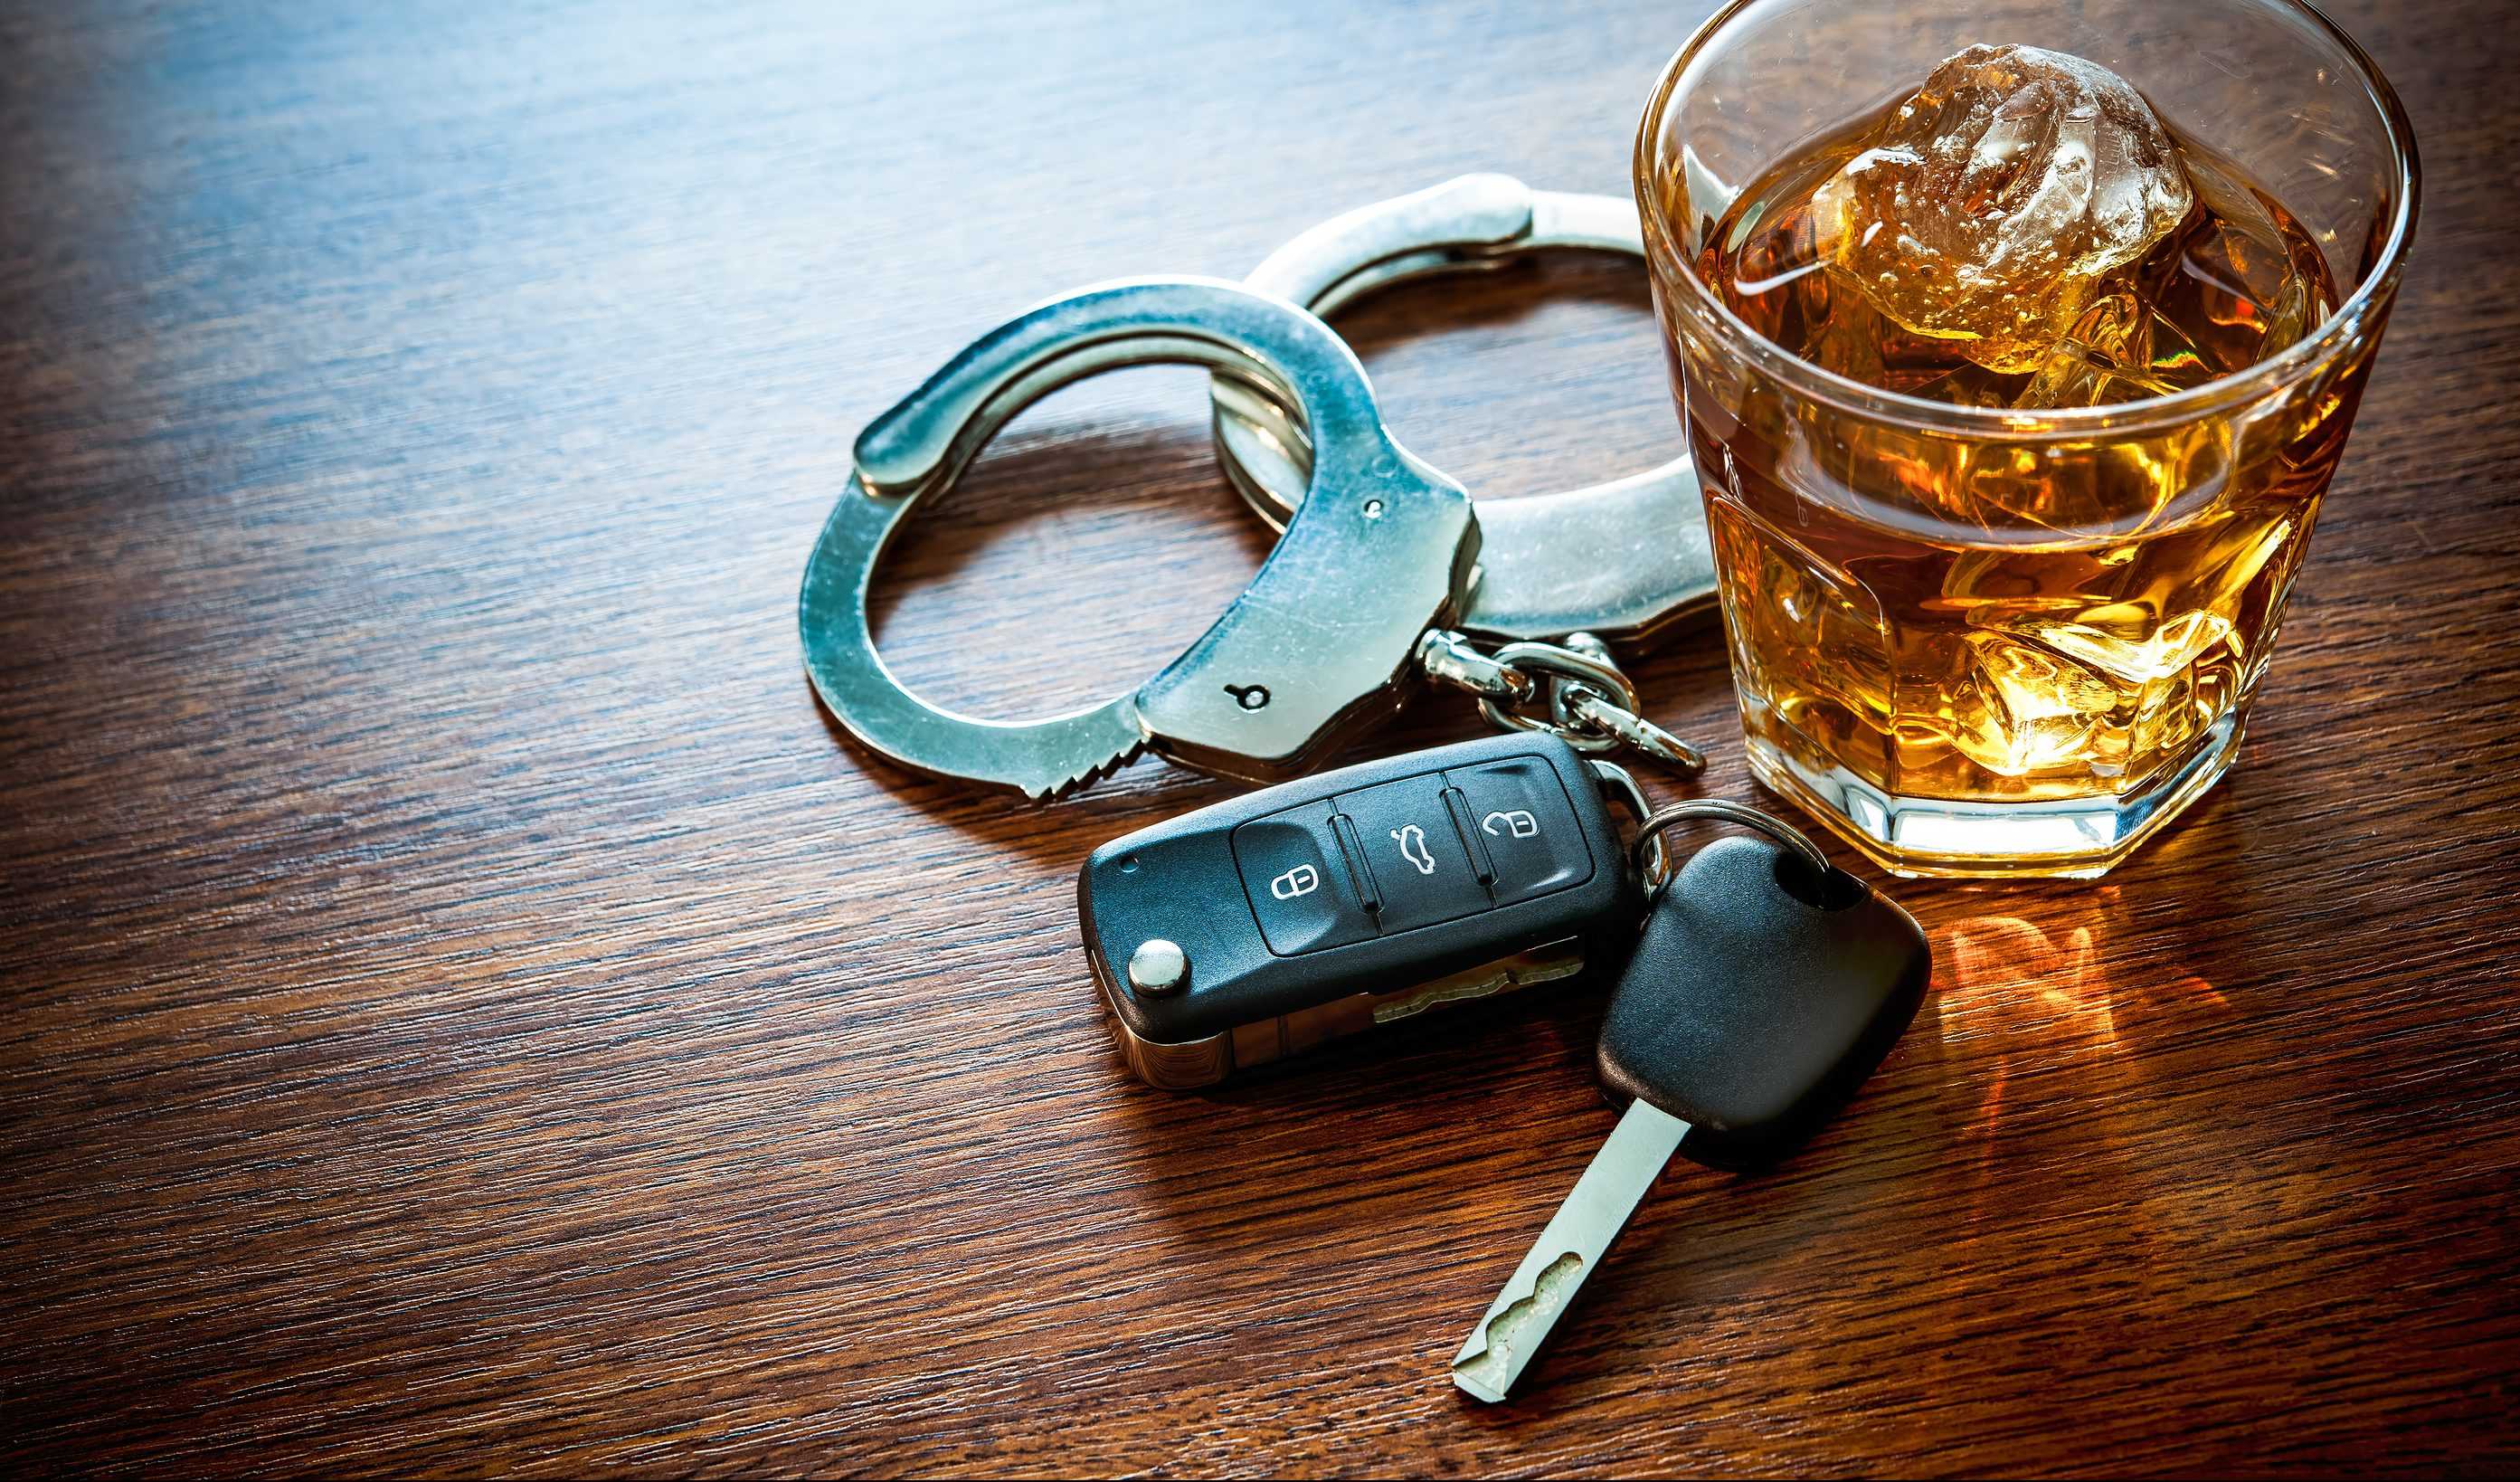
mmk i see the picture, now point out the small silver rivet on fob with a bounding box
[1126,939,1189,998]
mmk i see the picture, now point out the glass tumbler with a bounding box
[1635,0,2418,878]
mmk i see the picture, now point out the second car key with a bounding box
[1078,733,1648,1089]
[1448,803,1932,1402]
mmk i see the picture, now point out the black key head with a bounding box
[1596,836,1930,1170]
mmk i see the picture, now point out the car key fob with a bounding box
[1079,733,1644,1088]
[1451,817,1931,1402]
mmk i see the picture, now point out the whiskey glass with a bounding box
[1635,0,2419,878]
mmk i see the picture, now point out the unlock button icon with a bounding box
[1482,809,1539,840]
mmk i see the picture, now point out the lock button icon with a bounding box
[1270,864,1321,900]
[1228,801,1376,956]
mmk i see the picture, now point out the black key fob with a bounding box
[1596,836,1930,1169]
[1452,822,1932,1402]
[1080,734,1644,1088]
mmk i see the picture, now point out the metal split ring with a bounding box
[1416,627,1708,776]
[1629,800,1834,894]
[1209,174,1718,647]
[1474,640,1643,749]
[1584,759,1671,890]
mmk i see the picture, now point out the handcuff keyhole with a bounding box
[1362,498,1386,519]
[1226,684,1271,711]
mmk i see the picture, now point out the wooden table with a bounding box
[5,1,2515,1474]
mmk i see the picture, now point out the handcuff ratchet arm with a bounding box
[801,277,1478,799]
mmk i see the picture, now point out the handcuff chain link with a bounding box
[1415,630,1709,777]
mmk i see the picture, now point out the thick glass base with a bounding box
[1745,712,2243,879]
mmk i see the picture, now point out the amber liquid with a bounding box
[1669,105,2364,848]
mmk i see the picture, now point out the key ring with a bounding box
[1417,629,1708,777]
[1630,800,1834,894]
[1584,758,1670,888]
[1478,641,1704,774]
[1208,174,1717,646]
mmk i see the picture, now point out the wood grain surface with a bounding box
[4,1,2517,1475]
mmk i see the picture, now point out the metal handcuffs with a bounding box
[1210,173,1712,646]
[798,176,1718,800]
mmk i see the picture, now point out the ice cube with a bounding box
[2013,281,2150,409]
[1994,611,2245,765]
[1942,630,2120,777]
[2164,150,2317,364]
[2004,610,2240,688]
[1811,43,2196,374]
[2012,280,2219,409]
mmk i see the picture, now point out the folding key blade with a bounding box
[1449,1100,1689,1402]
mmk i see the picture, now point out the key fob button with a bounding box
[1332,774,1490,934]
[1229,802,1376,955]
[1445,755,1594,904]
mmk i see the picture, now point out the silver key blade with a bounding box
[1450,1100,1689,1402]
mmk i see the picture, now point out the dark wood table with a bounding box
[5,1,2515,1474]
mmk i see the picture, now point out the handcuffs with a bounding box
[798,175,1719,800]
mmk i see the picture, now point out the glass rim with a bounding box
[1632,0,2421,439]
